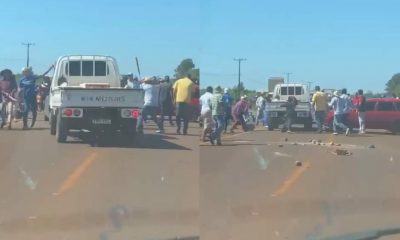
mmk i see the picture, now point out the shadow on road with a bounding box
[64,133,192,150]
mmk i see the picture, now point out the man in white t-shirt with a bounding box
[199,86,213,142]
[136,77,163,134]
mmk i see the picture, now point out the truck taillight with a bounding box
[121,109,141,118]
[63,109,73,117]
[62,108,83,118]
[131,110,140,118]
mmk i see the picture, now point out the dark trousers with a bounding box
[137,105,162,131]
[230,114,246,131]
[176,102,190,134]
[22,96,37,127]
[223,107,232,131]
[160,100,174,128]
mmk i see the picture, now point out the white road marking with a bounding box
[19,167,37,191]
[274,152,292,158]
[253,147,269,170]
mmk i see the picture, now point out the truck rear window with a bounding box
[280,87,303,95]
[66,60,108,76]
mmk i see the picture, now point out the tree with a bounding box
[386,73,400,97]
[174,58,195,79]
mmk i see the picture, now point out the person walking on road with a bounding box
[341,88,354,134]
[255,92,266,126]
[159,75,175,128]
[312,86,328,133]
[0,69,18,129]
[280,96,298,133]
[230,95,249,133]
[222,88,233,133]
[329,90,350,136]
[19,65,54,130]
[199,86,213,142]
[172,74,195,135]
[355,89,366,134]
[263,93,272,128]
[136,77,163,134]
[210,86,225,146]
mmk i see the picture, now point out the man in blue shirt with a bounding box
[19,65,54,129]
[222,88,233,133]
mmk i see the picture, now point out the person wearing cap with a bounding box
[172,74,195,135]
[158,75,174,128]
[136,77,163,134]
[312,86,328,133]
[355,89,366,134]
[210,86,225,145]
[329,90,350,135]
[230,95,249,133]
[199,86,213,142]
[19,65,54,129]
[222,88,233,133]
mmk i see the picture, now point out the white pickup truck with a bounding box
[45,55,144,143]
[265,83,313,130]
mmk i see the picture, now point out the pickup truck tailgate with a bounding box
[54,88,144,108]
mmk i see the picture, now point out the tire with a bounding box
[50,110,57,135]
[44,115,49,121]
[268,118,277,131]
[390,121,400,135]
[304,119,313,131]
[56,111,68,143]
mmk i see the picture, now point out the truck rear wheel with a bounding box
[268,118,278,131]
[56,111,68,143]
[50,110,57,135]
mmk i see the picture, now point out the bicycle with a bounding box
[0,91,18,130]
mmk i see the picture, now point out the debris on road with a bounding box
[336,143,341,146]
[329,141,335,146]
[333,149,352,156]
[284,138,288,142]
[390,156,394,162]
[274,152,292,157]
[278,144,284,148]
[368,144,376,149]
[291,142,298,146]
[295,161,302,166]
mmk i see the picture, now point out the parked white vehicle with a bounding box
[265,83,313,130]
[46,55,144,143]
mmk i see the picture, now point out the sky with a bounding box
[1,0,399,93]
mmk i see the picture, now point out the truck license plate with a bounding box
[92,119,111,124]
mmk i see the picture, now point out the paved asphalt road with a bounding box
[0,115,199,240]
[200,126,400,240]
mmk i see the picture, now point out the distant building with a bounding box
[268,77,284,92]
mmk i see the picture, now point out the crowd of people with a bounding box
[0,66,53,130]
[199,84,371,146]
[124,74,200,135]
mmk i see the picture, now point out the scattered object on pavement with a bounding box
[309,139,314,143]
[278,144,284,147]
[368,144,375,149]
[318,143,321,146]
[295,161,302,166]
[312,140,317,144]
[291,142,298,146]
[284,138,288,142]
[329,141,335,146]
[317,139,322,143]
[333,149,351,156]
[274,152,292,157]
[336,143,341,146]
[390,156,394,162]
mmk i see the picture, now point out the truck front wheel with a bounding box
[56,111,68,143]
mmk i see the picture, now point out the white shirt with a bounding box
[200,92,213,114]
[141,83,160,107]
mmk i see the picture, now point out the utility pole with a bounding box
[234,58,246,99]
[285,72,292,84]
[22,42,35,67]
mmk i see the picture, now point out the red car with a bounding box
[325,98,400,134]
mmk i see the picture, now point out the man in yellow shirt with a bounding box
[312,86,328,133]
[173,74,195,135]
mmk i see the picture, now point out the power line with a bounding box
[233,58,247,98]
[22,42,35,67]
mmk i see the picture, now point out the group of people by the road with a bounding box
[0,66,53,130]
[125,74,200,136]
[253,86,367,136]
[200,86,256,145]
[200,84,370,146]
